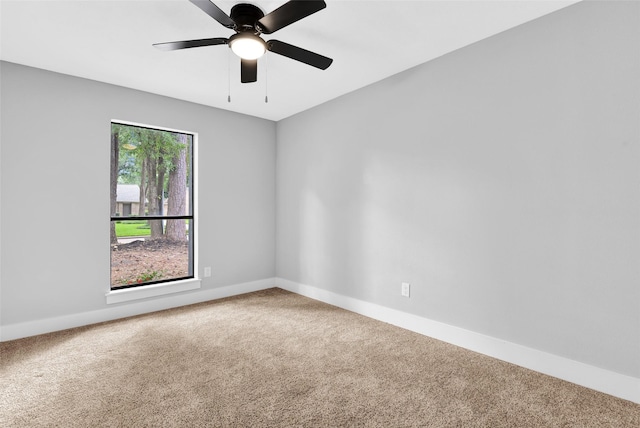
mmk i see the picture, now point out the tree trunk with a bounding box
[110,129,119,244]
[154,156,166,238]
[138,157,146,216]
[157,156,166,217]
[166,135,188,242]
[147,156,164,239]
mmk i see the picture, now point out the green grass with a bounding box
[115,220,150,237]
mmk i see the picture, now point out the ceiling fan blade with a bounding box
[267,40,332,70]
[189,0,235,28]
[153,37,228,51]
[258,1,326,34]
[241,59,258,83]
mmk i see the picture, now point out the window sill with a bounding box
[105,278,201,304]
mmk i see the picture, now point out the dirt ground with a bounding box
[110,239,189,288]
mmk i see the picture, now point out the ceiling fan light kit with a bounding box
[154,0,333,84]
[229,33,266,60]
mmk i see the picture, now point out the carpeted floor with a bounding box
[1,288,638,427]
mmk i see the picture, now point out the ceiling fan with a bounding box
[153,0,333,83]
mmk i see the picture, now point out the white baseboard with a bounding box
[275,277,640,404]
[3,276,637,403]
[0,278,275,342]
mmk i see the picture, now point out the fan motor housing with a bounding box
[230,3,265,33]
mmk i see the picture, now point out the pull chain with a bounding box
[227,49,231,103]
[264,53,269,103]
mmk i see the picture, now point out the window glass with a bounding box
[110,122,194,289]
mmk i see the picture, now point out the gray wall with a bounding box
[276,1,640,377]
[0,62,276,326]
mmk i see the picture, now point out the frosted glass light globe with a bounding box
[229,34,266,60]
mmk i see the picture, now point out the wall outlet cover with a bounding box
[401,282,410,297]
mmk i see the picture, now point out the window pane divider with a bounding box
[111,215,192,221]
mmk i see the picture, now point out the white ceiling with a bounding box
[0,0,580,121]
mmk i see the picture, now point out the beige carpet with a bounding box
[1,288,638,427]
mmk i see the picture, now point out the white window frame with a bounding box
[106,120,200,304]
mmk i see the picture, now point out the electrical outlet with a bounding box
[401,282,410,297]
[204,267,212,277]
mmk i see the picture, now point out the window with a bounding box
[110,122,194,290]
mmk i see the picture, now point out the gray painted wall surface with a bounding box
[276,1,640,377]
[0,62,276,325]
